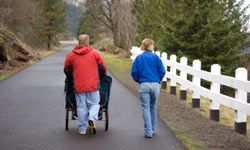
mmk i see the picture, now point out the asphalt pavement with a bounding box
[0,46,184,150]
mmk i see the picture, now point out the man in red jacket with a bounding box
[64,34,107,135]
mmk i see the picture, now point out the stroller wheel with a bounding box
[65,109,69,131]
[105,109,109,131]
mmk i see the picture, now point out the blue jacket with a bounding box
[131,50,166,84]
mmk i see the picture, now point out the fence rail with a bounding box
[59,40,78,45]
[130,47,250,135]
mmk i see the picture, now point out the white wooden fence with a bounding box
[130,47,250,135]
[59,40,78,45]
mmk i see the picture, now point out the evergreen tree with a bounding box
[37,0,66,49]
[133,0,165,47]
[77,14,100,44]
[135,0,249,75]
[65,3,83,36]
[77,0,102,44]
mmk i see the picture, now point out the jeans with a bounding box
[139,82,160,137]
[75,90,100,132]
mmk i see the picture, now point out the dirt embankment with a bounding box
[0,23,36,69]
[0,23,60,80]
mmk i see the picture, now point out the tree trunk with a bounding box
[0,45,7,62]
[47,35,51,50]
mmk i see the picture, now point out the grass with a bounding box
[102,52,132,83]
[0,47,61,81]
[175,132,204,150]
[0,70,17,80]
[166,120,205,150]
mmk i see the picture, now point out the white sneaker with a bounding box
[79,130,86,135]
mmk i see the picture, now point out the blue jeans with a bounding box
[75,90,100,132]
[139,82,160,137]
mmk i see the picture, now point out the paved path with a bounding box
[0,46,184,150]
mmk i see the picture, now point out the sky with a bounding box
[243,0,250,31]
[239,0,250,31]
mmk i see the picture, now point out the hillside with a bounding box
[0,23,62,80]
[0,23,33,66]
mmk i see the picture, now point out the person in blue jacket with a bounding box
[131,38,166,138]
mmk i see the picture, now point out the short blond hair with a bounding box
[79,34,89,46]
[140,38,154,50]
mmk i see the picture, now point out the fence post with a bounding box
[235,68,248,135]
[180,57,188,100]
[210,64,221,121]
[170,55,177,95]
[155,51,161,57]
[192,60,201,108]
[130,47,135,61]
[161,52,168,89]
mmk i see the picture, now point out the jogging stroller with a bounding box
[64,66,112,131]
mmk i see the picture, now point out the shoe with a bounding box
[144,135,152,138]
[79,130,86,135]
[88,120,96,135]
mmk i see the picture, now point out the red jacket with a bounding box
[64,45,107,93]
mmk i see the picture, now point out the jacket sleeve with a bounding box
[95,51,107,69]
[98,64,107,80]
[95,51,107,77]
[64,53,72,75]
[157,57,166,81]
[131,58,139,82]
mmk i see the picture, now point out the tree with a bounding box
[80,0,137,50]
[133,0,166,47]
[65,3,83,36]
[0,0,44,47]
[135,0,249,75]
[78,13,101,44]
[37,0,67,49]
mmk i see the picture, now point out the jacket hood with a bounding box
[73,45,93,55]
